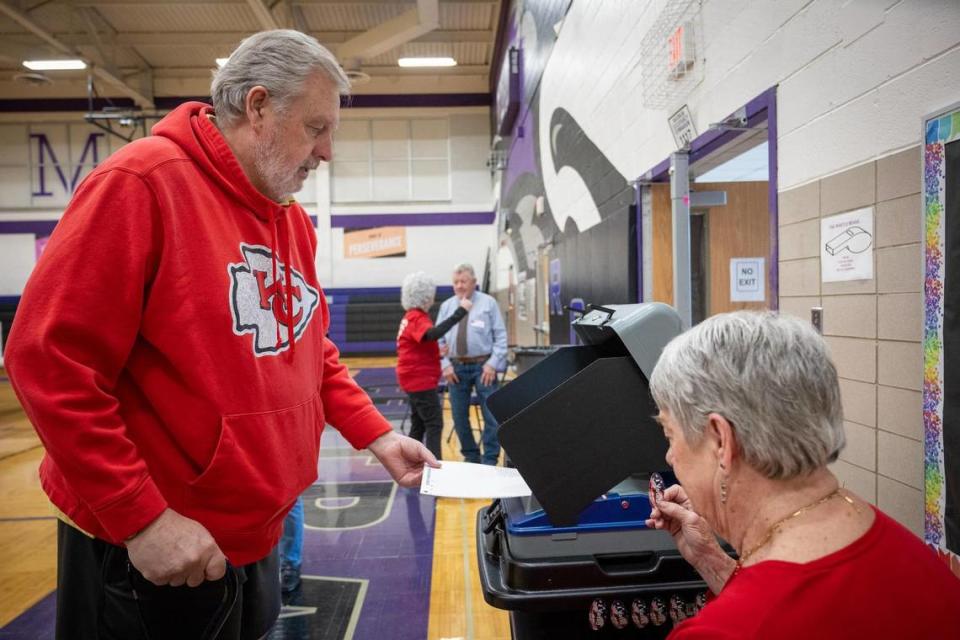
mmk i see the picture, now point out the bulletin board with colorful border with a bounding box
[923,101,960,578]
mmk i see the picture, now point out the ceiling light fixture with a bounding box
[398,57,457,68]
[23,59,86,71]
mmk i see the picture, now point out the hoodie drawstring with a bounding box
[282,217,296,356]
[270,217,282,350]
[269,211,297,357]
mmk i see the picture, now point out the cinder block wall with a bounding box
[778,147,922,535]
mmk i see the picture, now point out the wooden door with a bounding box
[650,181,771,318]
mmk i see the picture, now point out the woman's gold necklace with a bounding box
[735,487,856,570]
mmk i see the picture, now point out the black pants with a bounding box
[56,520,281,640]
[407,389,443,459]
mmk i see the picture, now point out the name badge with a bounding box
[470,319,486,329]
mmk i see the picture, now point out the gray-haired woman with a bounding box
[397,272,472,458]
[646,311,960,639]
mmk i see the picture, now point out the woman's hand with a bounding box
[647,484,736,594]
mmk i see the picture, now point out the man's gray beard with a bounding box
[254,130,300,201]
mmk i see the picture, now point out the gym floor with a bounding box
[0,356,511,639]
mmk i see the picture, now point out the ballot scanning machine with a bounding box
[477,303,716,639]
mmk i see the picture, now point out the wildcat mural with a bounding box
[495,0,637,341]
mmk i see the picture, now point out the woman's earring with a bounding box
[720,480,728,504]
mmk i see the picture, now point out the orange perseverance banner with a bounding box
[343,226,407,259]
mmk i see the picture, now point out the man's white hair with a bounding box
[453,263,476,279]
[402,271,436,311]
[212,29,350,129]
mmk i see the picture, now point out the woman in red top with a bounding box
[397,272,471,458]
[644,311,960,639]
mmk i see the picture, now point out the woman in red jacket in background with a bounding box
[397,272,472,459]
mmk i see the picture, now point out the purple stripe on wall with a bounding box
[157,95,493,110]
[766,86,779,310]
[635,184,644,303]
[0,218,317,234]
[156,97,208,109]
[325,286,454,297]
[0,94,491,114]
[744,86,777,123]
[344,94,491,108]
[643,157,672,183]
[0,287,456,313]
[0,221,57,235]
[331,212,494,228]
[338,341,398,353]
[0,98,137,112]
[326,287,403,296]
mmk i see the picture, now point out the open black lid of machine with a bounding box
[487,303,683,527]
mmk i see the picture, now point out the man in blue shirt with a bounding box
[436,263,508,465]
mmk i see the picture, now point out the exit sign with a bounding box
[668,22,695,78]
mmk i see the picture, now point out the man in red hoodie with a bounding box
[4,30,437,640]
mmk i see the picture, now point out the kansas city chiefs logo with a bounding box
[228,243,320,356]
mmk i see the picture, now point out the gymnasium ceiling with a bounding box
[0,0,504,109]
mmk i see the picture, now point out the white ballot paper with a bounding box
[420,461,532,499]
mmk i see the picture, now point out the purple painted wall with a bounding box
[0,94,491,114]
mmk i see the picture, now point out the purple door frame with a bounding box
[634,86,779,310]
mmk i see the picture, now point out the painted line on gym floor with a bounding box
[0,516,57,522]
[460,498,475,640]
[0,444,43,463]
[303,480,398,531]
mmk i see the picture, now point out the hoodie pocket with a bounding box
[186,394,322,531]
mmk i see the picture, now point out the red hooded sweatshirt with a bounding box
[4,102,391,566]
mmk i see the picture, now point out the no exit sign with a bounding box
[730,257,765,302]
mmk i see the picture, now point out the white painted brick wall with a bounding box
[0,109,495,295]
[539,0,960,233]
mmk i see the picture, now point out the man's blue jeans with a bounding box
[449,362,501,465]
[280,496,303,569]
